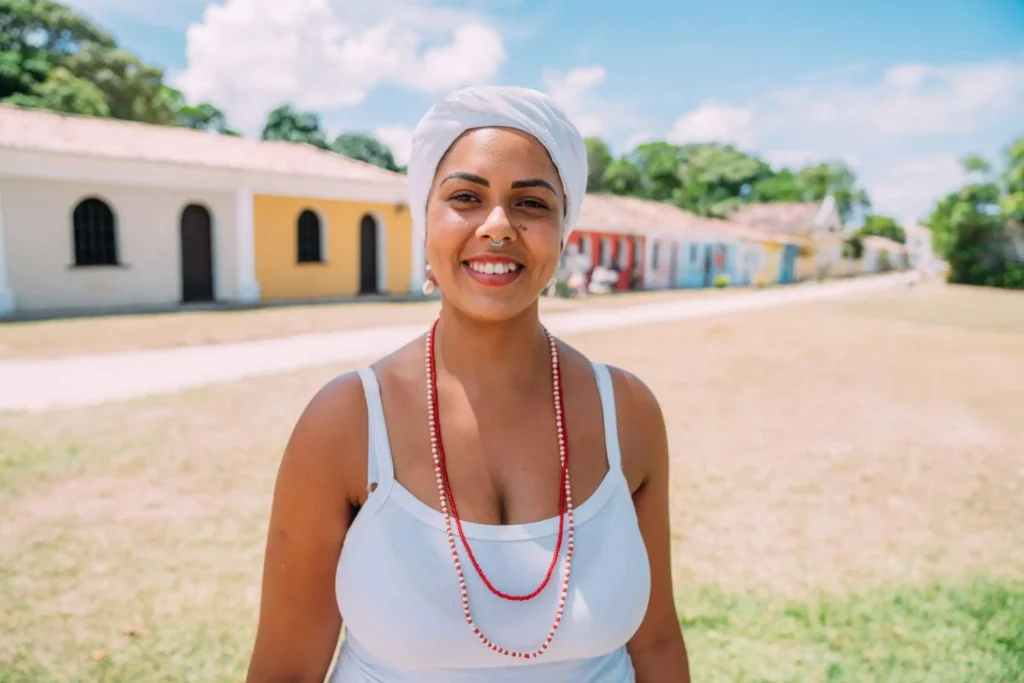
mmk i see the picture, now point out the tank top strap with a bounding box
[356,368,396,495]
[590,361,624,475]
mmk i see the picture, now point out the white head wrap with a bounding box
[407,86,588,288]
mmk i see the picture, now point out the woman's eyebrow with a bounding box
[440,172,489,187]
[511,178,557,195]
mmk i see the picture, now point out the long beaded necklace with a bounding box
[425,319,574,659]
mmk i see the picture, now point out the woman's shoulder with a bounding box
[281,369,372,507]
[284,340,426,501]
[556,339,664,420]
[557,341,668,491]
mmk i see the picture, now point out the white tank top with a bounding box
[329,362,651,682]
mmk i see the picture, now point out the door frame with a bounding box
[179,203,216,303]
[358,213,388,294]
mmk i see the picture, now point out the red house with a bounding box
[564,195,648,291]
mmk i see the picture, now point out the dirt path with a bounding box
[0,274,910,412]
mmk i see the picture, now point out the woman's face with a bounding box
[425,127,565,322]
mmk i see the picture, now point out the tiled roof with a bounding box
[0,104,406,185]
[728,202,823,236]
[576,194,805,246]
[577,194,746,240]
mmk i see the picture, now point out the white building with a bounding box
[904,224,938,273]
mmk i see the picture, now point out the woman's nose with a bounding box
[476,205,516,245]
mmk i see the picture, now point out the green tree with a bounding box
[584,137,613,192]
[674,144,773,216]
[602,157,643,196]
[796,161,871,222]
[750,168,805,202]
[857,214,906,244]
[629,141,683,201]
[927,153,1020,288]
[0,0,115,101]
[999,137,1024,223]
[4,65,109,116]
[332,133,400,172]
[61,43,176,123]
[261,104,329,149]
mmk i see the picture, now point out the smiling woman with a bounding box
[245,86,691,683]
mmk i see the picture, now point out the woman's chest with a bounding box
[335,488,651,671]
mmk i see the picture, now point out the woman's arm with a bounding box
[614,368,691,683]
[246,374,368,683]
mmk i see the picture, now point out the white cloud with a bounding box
[542,65,608,136]
[866,153,968,224]
[623,131,654,153]
[374,125,414,165]
[173,0,506,135]
[667,101,756,147]
[541,64,643,141]
[663,55,1024,223]
[766,56,1024,136]
[762,149,862,170]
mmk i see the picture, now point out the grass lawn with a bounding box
[1,282,1022,681]
[0,285,745,360]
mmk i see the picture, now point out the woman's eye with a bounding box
[520,198,549,210]
[450,192,478,204]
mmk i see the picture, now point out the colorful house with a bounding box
[567,194,650,291]
[728,197,845,281]
[0,105,411,317]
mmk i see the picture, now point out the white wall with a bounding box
[644,237,674,290]
[1,177,237,312]
[906,231,933,269]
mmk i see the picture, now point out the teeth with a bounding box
[469,261,519,275]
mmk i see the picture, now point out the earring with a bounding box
[546,278,557,297]
[422,278,435,296]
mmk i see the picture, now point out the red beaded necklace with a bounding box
[425,319,575,659]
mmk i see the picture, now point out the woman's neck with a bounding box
[433,299,551,389]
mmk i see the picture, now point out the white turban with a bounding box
[407,85,588,290]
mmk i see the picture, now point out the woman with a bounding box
[246,86,690,682]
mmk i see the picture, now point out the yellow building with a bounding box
[254,194,411,300]
[753,241,783,286]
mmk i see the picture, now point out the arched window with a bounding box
[73,197,118,266]
[297,209,322,263]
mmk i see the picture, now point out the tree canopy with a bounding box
[926,140,1024,289]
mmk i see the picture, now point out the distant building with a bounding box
[861,235,908,273]
[568,194,648,291]
[728,197,845,280]
[904,224,938,273]
[0,105,412,318]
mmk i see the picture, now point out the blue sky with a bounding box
[67,0,1024,225]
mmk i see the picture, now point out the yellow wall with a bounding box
[253,194,412,299]
[755,243,783,285]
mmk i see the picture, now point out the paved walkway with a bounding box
[0,274,909,412]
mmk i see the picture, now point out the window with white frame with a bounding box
[618,237,629,269]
